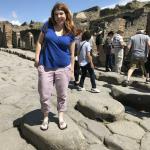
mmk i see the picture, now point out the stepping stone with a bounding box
[107,120,145,140]
[21,108,87,150]
[76,92,125,121]
[111,85,150,111]
[141,132,150,150]
[105,134,140,150]
[0,128,36,150]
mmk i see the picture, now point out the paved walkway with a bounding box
[0,48,150,150]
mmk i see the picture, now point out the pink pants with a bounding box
[38,65,70,114]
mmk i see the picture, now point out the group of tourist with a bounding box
[34,2,150,131]
[102,29,150,86]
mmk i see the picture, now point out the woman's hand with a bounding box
[34,59,39,68]
[70,69,74,81]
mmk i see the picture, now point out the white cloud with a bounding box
[102,0,150,9]
[11,20,21,26]
[102,4,116,9]
[12,11,17,19]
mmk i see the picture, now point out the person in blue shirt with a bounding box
[35,2,75,130]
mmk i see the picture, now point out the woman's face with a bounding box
[54,9,66,26]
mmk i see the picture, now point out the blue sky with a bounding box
[0,0,149,25]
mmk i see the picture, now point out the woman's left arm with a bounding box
[69,41,75,78]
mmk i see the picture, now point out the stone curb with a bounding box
[0,48,35,61]
[95,69,150,91]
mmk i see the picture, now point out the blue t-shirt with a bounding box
[39,21,75,69]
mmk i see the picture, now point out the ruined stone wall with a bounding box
[3,23,13,48]
[25,32,34,50]
[106,18,126,33]
[20,29,40,50]
[124,11,148,41]
[12,32,21,48]
[0,22,5,47]
[90,8,149,42]
[146,12,150,35]
[74,6,100,30]
[0,28,3,47]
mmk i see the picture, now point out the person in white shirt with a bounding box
[112,30,126,73]
[78,31,100,93]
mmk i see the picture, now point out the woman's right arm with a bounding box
[34,32,44,68]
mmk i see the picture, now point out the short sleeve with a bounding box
[41,21,49,34]
[119,36,124,42]
[86,42,92,52]
[69,34,75,43]
[146,35,150,42]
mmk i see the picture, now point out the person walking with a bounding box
[35,2,75,130]
[78,31,100,93]
[122,29,150,86]
[112,30,126,73]
[145,52,150,83]
[103,31,114,72]
[95,29,103,56]
[74,29,82,86]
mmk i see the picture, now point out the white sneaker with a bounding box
[91,88,100,93]
[78,87,85,91]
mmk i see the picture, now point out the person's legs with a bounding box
[105,54,109,71]
[96,45,100,55]
[79,66,87,88]
[127,60,137,81]
[145,59,150,82]
[38,65,54,130]
[127,68,135,81]
[55,67,70,129]
[108,54,113,71]
[87,63,96,88]
[115,49,123,73]
[74,60,80,85]
[140,60,146,78]
[114,51,119,72]
[111,53,115,68]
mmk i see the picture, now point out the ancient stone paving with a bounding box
[0,48,150,150]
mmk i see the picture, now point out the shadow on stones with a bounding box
[125,106,150,118]
[129,86,150,93]
[68,81,79,90]
[103,83,113,89]
[13,109,58,127]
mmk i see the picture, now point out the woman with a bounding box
[35,2,75,130]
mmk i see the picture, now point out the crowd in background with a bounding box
[74,27,150,87]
